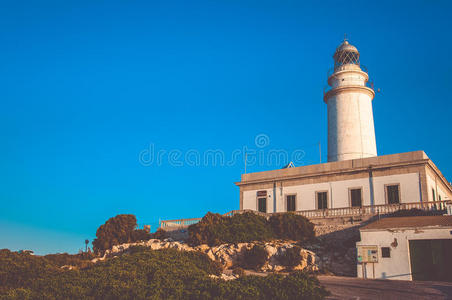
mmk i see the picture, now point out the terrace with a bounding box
[159,200,452,229]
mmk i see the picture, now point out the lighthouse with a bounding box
[324,40,377,162]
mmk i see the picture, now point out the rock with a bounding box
[95,239,323,275]
[264,244,278,257]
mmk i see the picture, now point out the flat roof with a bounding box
[237,151,429,185]
[235,151,452,195]
[361,215,452,230]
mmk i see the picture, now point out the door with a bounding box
[286,195,296,212]
[258,197,267,213]
[409,239,452,281]
[317,192,328,209]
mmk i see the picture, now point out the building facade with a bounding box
[356,216,452,281]
[236,151,451,214]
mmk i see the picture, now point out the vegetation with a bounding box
[232,266,246,277]
[0,247,329,300]
[188,212,315,246]
[152,228,168,240]
[388,208,443,218]
[269,213,315,242]
[44,252,95,269]
[188,212,274,246]
[92,214,152,254]
[241,245,268,270]
[278,246,303,269]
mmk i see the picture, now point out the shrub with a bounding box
[242,245,268,270]
[269,213,315,242]
[152,228,168,240]
[232,266,246,277]
[230,271,330,300]
[0,249,61,294]
[188,212,273,246]
[0,248,329,300]
[387,208,443,218]
[278,246,303,269]
[92,214,152,253]
[44,252,94,269]
[188,212,315,247]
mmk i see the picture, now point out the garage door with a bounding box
[409,239,452,282]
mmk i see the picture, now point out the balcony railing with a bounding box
[159,200,451,229]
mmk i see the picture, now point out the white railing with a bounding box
[159,200,451,229]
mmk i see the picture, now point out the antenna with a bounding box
[319,141,322,164]
[344,33,348,41]
[244,152,247,174]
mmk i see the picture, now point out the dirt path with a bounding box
[318,275,452,300]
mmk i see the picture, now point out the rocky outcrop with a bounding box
[93,239,319,273]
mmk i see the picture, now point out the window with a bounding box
[286,195,296,212]
[317,192,328,209]
[386,184,400,204]
[381,247,390,258]
[432,188,436,201]
[350,188,362,207]
[258,197,267,213]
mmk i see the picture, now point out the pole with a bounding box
[319,142,322,164]
[244,152,247,174]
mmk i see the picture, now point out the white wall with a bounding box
[427,173,450,202]
[356,227,452,280]
[242,172,421,213]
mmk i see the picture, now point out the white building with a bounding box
[356,215,452,281]
[235,40,452,215]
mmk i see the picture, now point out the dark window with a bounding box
[350,188,362,207]
[381,247,390,258]
[432,188,436,201]
[386,185,400,204]
[287,195,296,212]
[317,192,328,209]
[258,197,267,213]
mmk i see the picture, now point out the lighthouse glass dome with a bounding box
[333,40,360,71]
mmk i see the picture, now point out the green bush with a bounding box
[387,208,442,218]
[188,212,315,246]
[242,245,268,270]
[44,252,94,269]
[269,213,315,242]
[188,212,274,246]
[0,249,61,295]
[152,228,168,240]
[0,248,329,300]
[92,214,152,253]
[278,246,303,269]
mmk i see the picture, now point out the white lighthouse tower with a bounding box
[324,39,377,162]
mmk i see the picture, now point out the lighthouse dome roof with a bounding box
[335,40,358,54]
[333,39,360,70]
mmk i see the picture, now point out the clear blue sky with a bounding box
[1,0,451,254]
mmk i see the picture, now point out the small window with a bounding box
[317,192,328,209]
[386,185,400,204]
[350,188,362,207]
[432,188,436,201]
[258,197,267,213]
[286,195,296,212]
[381,247,390,258]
